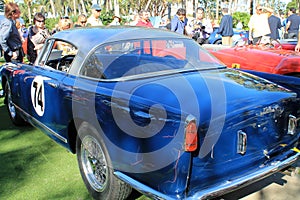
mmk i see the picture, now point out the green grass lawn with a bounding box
[0,97,150,200]
[0,98,92,200]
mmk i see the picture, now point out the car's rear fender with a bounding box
[243,70,300,97]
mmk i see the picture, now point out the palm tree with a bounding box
[80,0,87,15]
[73,0,77,16]
[49,0,56,17]
[114,0,120,16]
[33,0,56,17]
[23,0,32,23]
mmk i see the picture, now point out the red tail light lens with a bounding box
[12,70,25,77]
[184,116,198,152]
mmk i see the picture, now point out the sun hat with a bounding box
[91,4,101,11]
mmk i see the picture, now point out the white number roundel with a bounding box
[31,76,48,116]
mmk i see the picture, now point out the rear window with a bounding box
[80,38,224,79]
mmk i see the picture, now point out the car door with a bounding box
[18,39,77,143]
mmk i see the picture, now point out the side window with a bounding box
[38,39,78,72]
[80,54,104,79]
[79,42,137,79]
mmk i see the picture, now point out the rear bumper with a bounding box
[187,151,300,200]
[115,151,299,200]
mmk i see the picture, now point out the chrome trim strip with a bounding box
[187,152,300,200]
[14,103,68,143]
[288,115,299,135]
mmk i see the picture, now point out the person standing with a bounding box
[27,12,50,64]
[295,25,300,52]
[109,16,121,26]
[74,14,88,27]
[0,2,24,62]
[129,14,139,26]
[136,10,153,27]
[217,7,234,46]
[58,16,73,31]
[87,4,103,26]
[15,19,25,43]
[285,8,300,39]
[248,5,270,44]
[279,12,287,39]
[266,8,282,41]
[186,7,213,44]
[171,8,188,35]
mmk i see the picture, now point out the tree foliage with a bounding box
[14,0,285,31]
[286,0,300,13]
[232,12,250,30]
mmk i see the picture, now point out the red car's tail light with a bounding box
[12,70,25,77]
[184,115,198,152]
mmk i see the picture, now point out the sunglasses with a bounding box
[12,9,21,14]
[36,19,45,23]
[81,21,87,23]
[61,16,69,19]
[96,10,101,12]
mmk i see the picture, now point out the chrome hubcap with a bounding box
[81,135,108,192]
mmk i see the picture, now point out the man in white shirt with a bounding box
[248,5,271,44]
[87,4,103,26]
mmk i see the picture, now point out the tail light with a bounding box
[184,115,198,152]
[12,69,25,77]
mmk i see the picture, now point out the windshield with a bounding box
[80,38,225,79]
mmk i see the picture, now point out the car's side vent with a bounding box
[237,130,247,155]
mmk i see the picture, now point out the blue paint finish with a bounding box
[1,27,300,199]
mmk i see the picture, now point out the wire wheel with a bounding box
[80,135,108,192]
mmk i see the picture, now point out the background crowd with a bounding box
[0,1,300,65]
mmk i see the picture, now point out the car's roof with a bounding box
[52,26,186,52]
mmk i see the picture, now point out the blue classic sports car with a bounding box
[1,27,300,199]
[208,27,249,45]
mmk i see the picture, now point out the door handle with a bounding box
[48,82,58,88]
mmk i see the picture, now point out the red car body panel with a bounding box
[206,44,300,76]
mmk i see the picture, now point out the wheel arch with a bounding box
[214,39,222,45]
[67,117,84,154]
[1,75,7,102]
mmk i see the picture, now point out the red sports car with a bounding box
[205,42,300,77]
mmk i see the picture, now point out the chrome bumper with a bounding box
[115,152,300,200]
[187,152,300,200]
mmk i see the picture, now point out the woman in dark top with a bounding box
[27,12,50,64]
[0,2,24,62]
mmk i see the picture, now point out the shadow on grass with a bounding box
[0,98,92,200]
[0,99,144,200]
[0,102,14,130]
